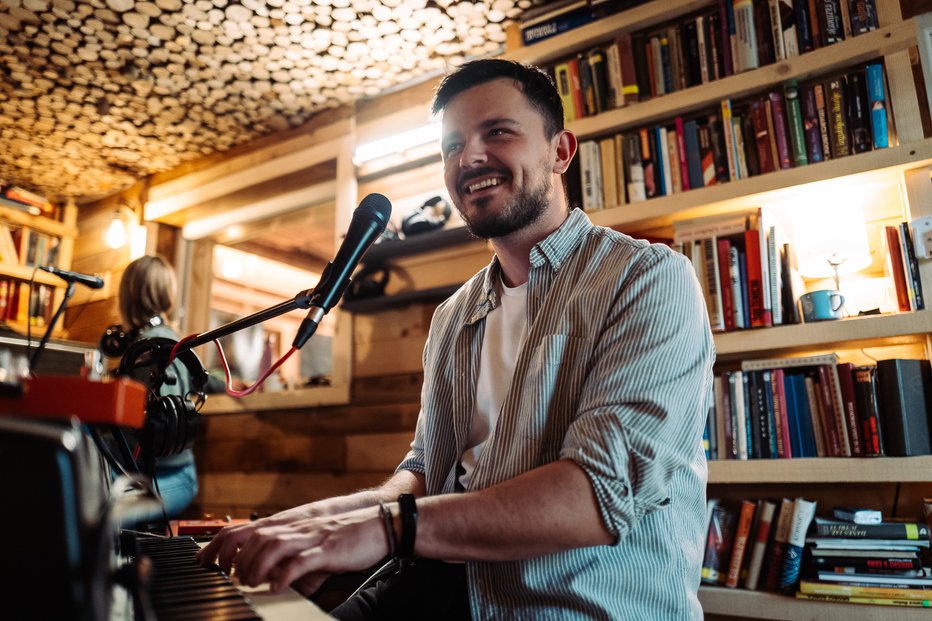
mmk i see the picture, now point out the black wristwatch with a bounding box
[396,493,418,561]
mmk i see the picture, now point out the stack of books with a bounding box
[797,509,932,607]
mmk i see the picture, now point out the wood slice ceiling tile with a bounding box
[0,0,551,203]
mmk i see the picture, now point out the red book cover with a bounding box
[750,98,775,174]
[767,90,793,169]
[816,365,844,457]
[836,362,863,456]
[616,32,640,105]
[744,500,777,590]
[717,237,736,331]
[726,500,758,587]
[771,368,792,458]
[675,116,691,191]
[702,503,737,585]
[744,228,768,327]
[567,58,586,122]
[883,225,910,312]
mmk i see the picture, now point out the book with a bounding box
[702,503,737,585]
[586,48,611,114]
[796,592,932,606]
[762,498,795,591]
[836,362,862,456]
[799,579,932,600]
[767,91,793,169]
[776,0,799,58]
[720,99,739,181]
[682,119,704,190]
[783,79,808,166]
[846,70,872,153]
[615,33,641,105]
[603,41,624,109]
[848,0,879,35]
[876,358,932,456]
[768,0,788,60]
[732,0,759,73]
[554,62,578,123]
[799,83,825,163]
[778,497,817,592]
[900,221,924,310]
[816,569,932,587]
[833,506,883,525]
[812,83,833,161]
[598,136,619,208]
[794,0,816,52]
[726,499,758,587]
[750,98,775,174]
[854,365,884,456]
[865,62,889,148]
[816,0,846,45]
[520,0,595,45]
[744,499,777,590]
[883,225,911,312]
[623,133,646,202]
[827,77,851,158]
[578,140,603,212]
[813,517,931,541]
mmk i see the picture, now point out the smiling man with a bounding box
[198,59,715,620]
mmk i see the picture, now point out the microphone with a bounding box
[293,193,392,349]
[40,265,105,289]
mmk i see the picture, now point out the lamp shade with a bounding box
[792,206,872,280]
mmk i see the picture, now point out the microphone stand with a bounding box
[169,287,316,356]
[29,280,75,372]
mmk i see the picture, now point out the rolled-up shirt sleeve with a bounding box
[560,247,714,543]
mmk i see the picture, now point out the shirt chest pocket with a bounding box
[513,334,591,441]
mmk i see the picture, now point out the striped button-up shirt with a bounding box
[397,208,714,620]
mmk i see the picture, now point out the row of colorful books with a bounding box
[518,0,646,47]
[702,498,931,606]
[707,354,932,460]
[0,224,60,270]
[548,0,880,118]
[0,279,55,328]
[568,61,890,211]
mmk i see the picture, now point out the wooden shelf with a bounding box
[712,310,932,360]
[709,456,932,484]
[343,284,460,313]
[0,205,76,239]
[0,263,67,287]
[699,585,932,620]
[362,227,476,264]
[587,138,932,234]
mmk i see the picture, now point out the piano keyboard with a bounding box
[135,536,262,620]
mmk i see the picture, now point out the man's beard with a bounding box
[459,174,551,240]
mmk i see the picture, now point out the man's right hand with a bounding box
[196,504,319,575]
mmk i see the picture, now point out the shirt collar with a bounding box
[467,209,592,325]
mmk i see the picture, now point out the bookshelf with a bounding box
[502,1,932,619]
[0,200,78,336]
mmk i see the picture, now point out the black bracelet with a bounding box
[396,493,417,560]
[377,500,396,559]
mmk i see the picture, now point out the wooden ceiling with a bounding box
[0,0,546,204]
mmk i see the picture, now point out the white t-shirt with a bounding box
[458,277,528,490]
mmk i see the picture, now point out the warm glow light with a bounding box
[792,204,872,280]
[354,122,441,164]
[129,223,147,259]
[104,215,127,249]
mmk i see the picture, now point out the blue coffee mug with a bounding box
[799,289,845,322]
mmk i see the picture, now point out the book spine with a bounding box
[817,0,845,44]
[579,140,602,212]
[768,91,793,169]
[617,33,641,105]
[721,99,739,181]
[848,0,879,35]
[827,77,851,157]
[623,133,646,202]
[768,0,787,60]
[683,120,704,190]
[796,592,932,606]
[846,69,872,153]
[799,83,825,163]
[799,580,932,600]
[900,222,924,310]
[726,499,758,587]
[813,83,833,160]
[718,237,736,331]
[814,520,930,540]
[854,365,884,456]
[865,62,889,148]
[783,80,808,166]
[708,113,732,182]
[604,41,624,109]
[703,237,726,331]
[763,498,795,591]
[778,498,817,592]
[778,0,800,58]
[794,0,815,52]
[675,116,691,192]
[771,368,791,457]
[732,0,759,73]
[744,500,777,590]
[554,63,577,123]
[520,4,595,45]
[744,229,766,327]
[750,98,775,173]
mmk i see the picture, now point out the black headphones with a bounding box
[114,336,209,465]
[99,315,165,359]
[401,195,452,238]
[346,263,390,302]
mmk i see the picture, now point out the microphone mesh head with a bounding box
[358,193,392,231]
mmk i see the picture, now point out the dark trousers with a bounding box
[329,559,470,621]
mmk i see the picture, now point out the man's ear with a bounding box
[552,129,577,175]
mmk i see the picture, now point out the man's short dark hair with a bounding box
[431,59,564,138]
